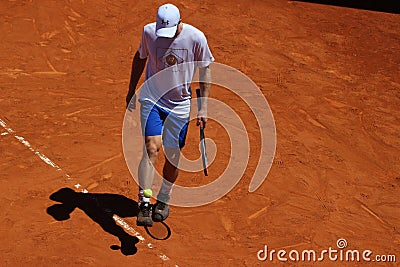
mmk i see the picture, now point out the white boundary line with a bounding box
[0,118,178,266]
[0,119,67,175]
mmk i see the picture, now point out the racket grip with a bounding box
[196,88,201,112]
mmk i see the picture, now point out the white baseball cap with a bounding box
[156,4,180,38]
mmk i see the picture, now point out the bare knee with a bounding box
[143,136,162,161]
[146,143,159,159]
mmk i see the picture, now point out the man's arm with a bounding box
[197,65,211,127]
[126,51,147,111]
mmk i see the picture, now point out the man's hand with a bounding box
[197,109,207,128]
[126,51,147,112]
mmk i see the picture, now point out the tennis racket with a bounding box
[196,88,208,176]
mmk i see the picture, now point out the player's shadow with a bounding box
[47,187,139,256]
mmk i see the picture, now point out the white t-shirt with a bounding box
[137,22,214,117]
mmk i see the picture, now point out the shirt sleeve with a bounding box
[195,33,215,68]
[137,27,148,59]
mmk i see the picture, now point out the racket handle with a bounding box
[196,88,201,111]
[196,88,208,176]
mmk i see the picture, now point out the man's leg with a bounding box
[153,113,189,222]
[161,147,180,196]
[163,147,180,183]
[152,147,180,222]
[137,101,163,227]
[138,135,162,201]
[136,136,162,227]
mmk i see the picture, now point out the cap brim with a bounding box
[156,25,177,38]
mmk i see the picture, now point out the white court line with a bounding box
[0,118,178,266]
[0,119,67,176]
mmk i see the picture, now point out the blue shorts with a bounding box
[140,101,189,148]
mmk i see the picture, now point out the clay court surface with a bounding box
[1,0,399,266]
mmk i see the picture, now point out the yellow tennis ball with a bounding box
[143,189,153,198]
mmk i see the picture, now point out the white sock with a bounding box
[138,190,150,206]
